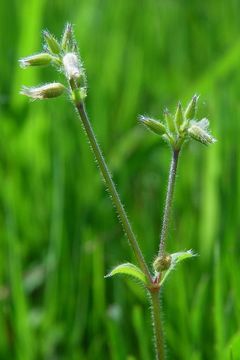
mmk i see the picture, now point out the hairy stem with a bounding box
[159,149,180,257]
[150,290,165,359]
[73,99,151,282]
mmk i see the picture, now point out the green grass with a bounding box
[1,0,240,358]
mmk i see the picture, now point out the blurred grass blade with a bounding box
[132,305,151,360]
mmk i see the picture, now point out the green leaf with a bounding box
[105,263,148,286]
[160,250,196,286]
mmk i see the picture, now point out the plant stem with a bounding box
[74,99,152,282]
[150,290,165,359]
[150,149,180,359]
[158,149,180,257]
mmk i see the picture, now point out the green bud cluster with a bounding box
[139,95,216,150]
[19,23,87,102]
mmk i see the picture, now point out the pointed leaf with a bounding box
[105,263,148,286]
[160,250,196,286]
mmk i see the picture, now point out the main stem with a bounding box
[158,149,180,257]
[74,99,151,282]
[150,290,165,360]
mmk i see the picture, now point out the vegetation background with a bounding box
[0,0,240,359]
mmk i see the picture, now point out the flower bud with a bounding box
[164,109,175,133]
[153,254,171,272]
[61,23,73,52]
[174,102,184,130]
[188,121,216,145]
[139,116,166,136]
[185,94,198,120]
[19,53,54,68]
[43,30,61,55]
[20,83,65,100]
[63,52,82,83]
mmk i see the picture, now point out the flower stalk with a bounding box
[73,97,152,283]
[64,57,152,281]
[159,149,180,257]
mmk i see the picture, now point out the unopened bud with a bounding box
[153,254,171,272]
[19,53,54,68]
[61,23,73,52]
[188,122,216,145]
[174,102,184,130]
[63,52,82,83]
[185,95,198,120]
[139,116,166,136]
[164,109,175,133]
[43,30,61,55]
[20,83,65,100]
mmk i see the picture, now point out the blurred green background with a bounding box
[1,0,240,359]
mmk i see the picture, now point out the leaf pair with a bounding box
[105,250,196,288]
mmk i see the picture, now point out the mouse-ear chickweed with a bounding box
[19,24,216,360]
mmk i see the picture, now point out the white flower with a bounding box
[63,52,81,81]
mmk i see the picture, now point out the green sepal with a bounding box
[160,250,196,286]
[72,87,87,104]
[61,23,73,52]
[164,109,175,133]
[174,102,184,131]
[19,53,54,68]
[43,30,61,55]
[139,116,166,136]
[105,262,148,286]
[185,95,198,120]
